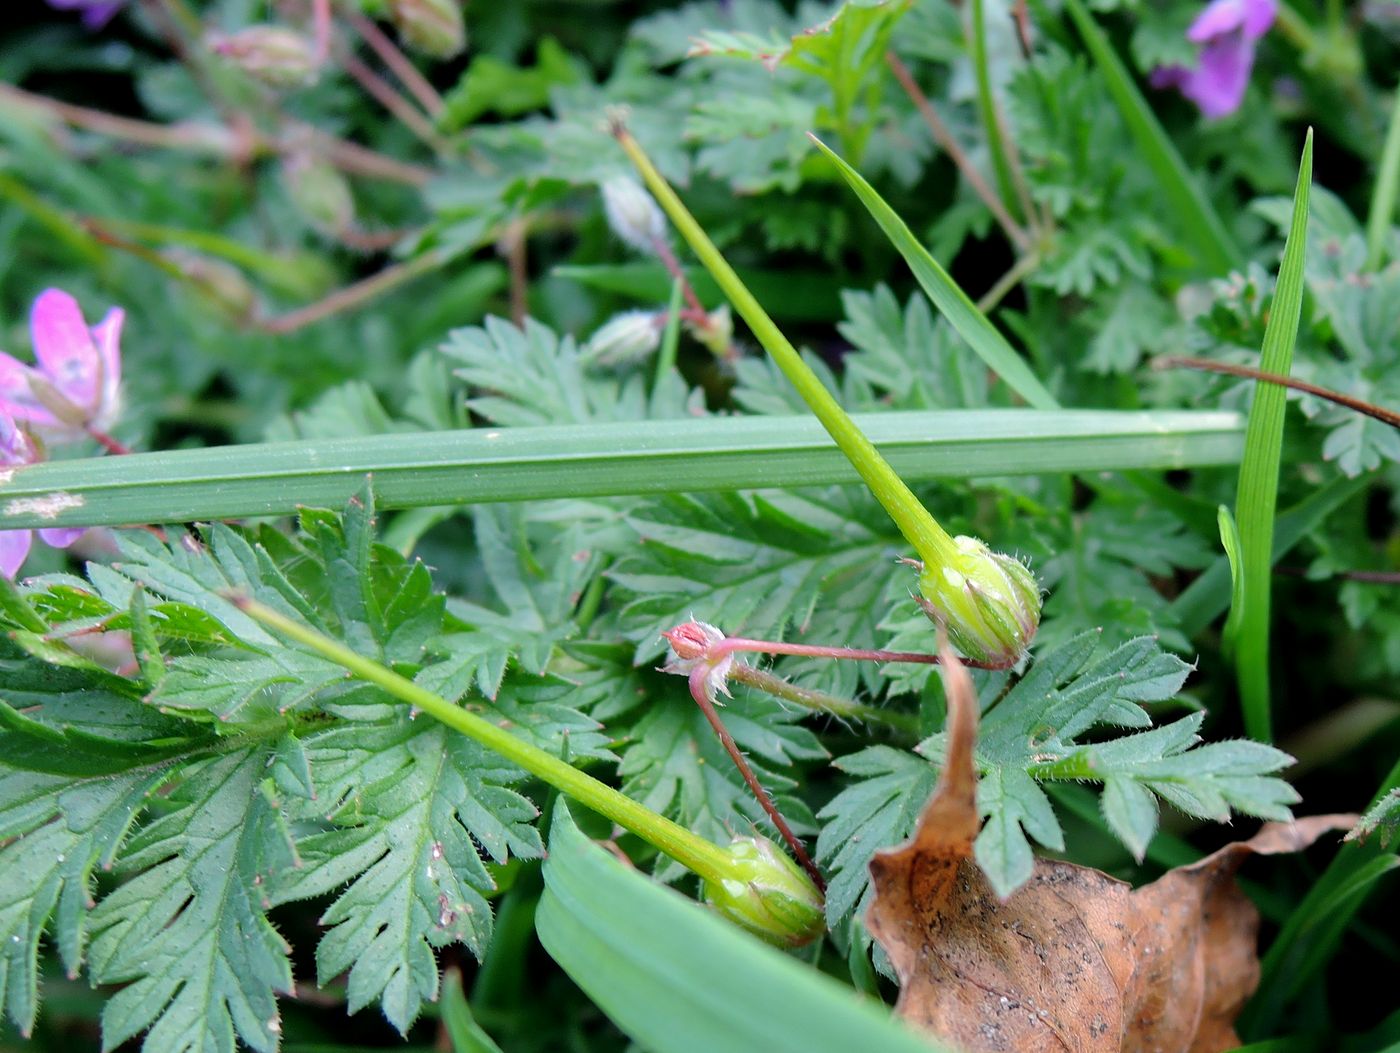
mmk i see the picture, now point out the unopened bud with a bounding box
[163,249,258,322]
[582,310,662,367]
[389,0,466,58]
[281,151,356,236]
[209,26,320,88]
[916,536,1041,668]
[702,835,824,947]
[601,177,667,255]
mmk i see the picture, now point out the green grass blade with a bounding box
[1365,86,1400,271]
[440,968,505,1053]
[1217,504,1246,652]
[1240,757,1400,1036]
[969,0,1022,224]
[1168,472,1369,638]
[537,800,947,1053]
[809,137,1060,411]
[0,409,1243,529]
[1232,131,1313,743]
[1060,0,1242,274]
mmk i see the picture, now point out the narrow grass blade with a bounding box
[1060,0,1242,274]
[441,967,504,1053]
[1232,131,1313,743]
[968,0,1022,224]
[1241,759,1400,1036]
[536,800,946,1053]
[1169,472,1369,638]
[1365,86,1400,271]
[809,137,1059,410]
[1218,504,1246,652]
[0,409,1243,530]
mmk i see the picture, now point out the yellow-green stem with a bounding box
[235,597,736,885]
[614,127,958,569]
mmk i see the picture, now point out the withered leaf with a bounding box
[867,644,1354,1053]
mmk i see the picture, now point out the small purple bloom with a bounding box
[0,413,83,579]
[1151,0,1277,119]
[0,288,123,438]
[44,0,126,29]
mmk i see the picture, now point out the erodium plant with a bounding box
[613,123,1042,669]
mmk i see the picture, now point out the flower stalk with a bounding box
[613,121,1042,667]
[233,596,825,945]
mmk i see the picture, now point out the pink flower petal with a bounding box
[1188,0,1247,41]
[0,408,39,465]
[90,307,124,429]
[38,526,85,549]
[0,352,63,428]
[30,288,100,416]
[0,529,33,579]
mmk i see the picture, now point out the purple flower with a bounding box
[44,0,126,30]
[1151,0,1277,119]
[0,413,83,579]
[0,288,123,438]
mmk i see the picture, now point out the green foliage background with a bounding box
[1,0,1398,1051]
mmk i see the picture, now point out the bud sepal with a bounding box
[702,834,825,947]
[915,536,1041,668]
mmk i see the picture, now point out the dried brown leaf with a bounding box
[866,645,1355,1053]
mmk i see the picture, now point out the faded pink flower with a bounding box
[1150,0,1278,119]
[662,620,735,702]
[0,288,123,437]
[0,412,83,579]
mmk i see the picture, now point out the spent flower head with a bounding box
[1150,0,1278,118]
[661,620,734,701]
[0,288,123,438]
[0,412,83,578]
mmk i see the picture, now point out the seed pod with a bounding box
[388,0,466,58]
[582,310,662,368]
[208,25,320,88]
[916,535,1041,668]
[701,835,825,947]
[280,150,356,237]
[601,177,667,255]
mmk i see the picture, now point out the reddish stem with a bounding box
[710,636,1005,669]
[86,426,131,455]
[686,665,826,892]
[1156,356,1400,429]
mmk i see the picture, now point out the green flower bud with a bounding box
[582,310,662,367]
[389,0,466,59]
[208,26,320,88]
[916,535,1041,668]
[163,249,258,322]
[701,835,824,947]
[280,151,356,237]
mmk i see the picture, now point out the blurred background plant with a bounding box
[1,0,1399,1051]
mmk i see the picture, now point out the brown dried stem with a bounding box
[1156,356,1400,429]
[885,52,1031,253]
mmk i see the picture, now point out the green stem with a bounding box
[613,125,959,569]
[969,0,1023,225]
[1366,85,1400,272]
[234,597,736,885]
[651,277,685,405]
